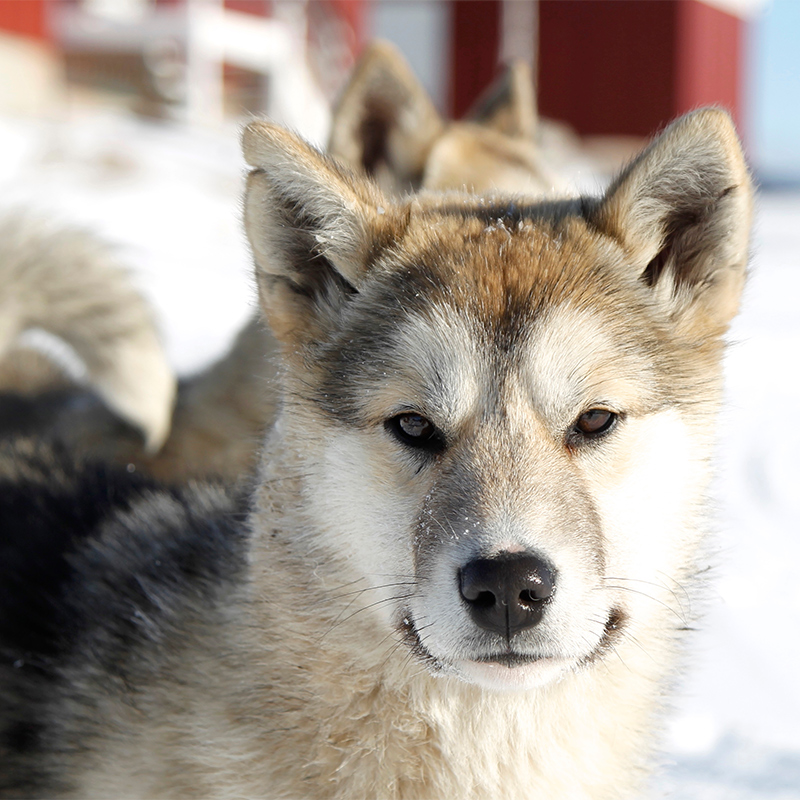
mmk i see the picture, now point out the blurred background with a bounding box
[2,0,798,176]
[0,1,798,798]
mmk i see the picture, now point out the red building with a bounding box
[450,0,746,137]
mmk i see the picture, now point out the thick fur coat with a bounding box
[0,108,752,798]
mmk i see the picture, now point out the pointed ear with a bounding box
[327,40,444,193]
[464,60,537,140]
[587,108,753,334]
[243,121,400,344]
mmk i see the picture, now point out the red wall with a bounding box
[449,0,744,136]
[538,0,676,136]
[538,0,743,135]
[674,0,742,126]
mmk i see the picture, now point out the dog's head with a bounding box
[327,40,556,196]
[243,109,752,691]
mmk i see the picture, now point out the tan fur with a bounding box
[591,111,753,335]
[464,59,537,140]
[328,40,445,194]
[0,348,75,395]
[0,214,175,451]
[52,317,280,481]
[137,317,279,480]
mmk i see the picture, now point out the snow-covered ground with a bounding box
[1,109,798,797]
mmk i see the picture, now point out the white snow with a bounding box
[1,109,798,796]
[654,190,800,796]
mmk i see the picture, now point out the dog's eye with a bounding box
[385,413,444,453]
[571,409,618,441]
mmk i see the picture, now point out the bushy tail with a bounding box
[0,214,175,451]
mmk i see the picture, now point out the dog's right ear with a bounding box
[243,122,400,344]
[328,40,444,193]
[587,108,753,336]
[463,60,537,140]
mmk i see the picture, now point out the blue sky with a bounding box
[747,0,800,182]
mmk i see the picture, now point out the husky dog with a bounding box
[328,40,558,196]
[0,42,551,483]
[0,108,752,798]
[0,214,175,451]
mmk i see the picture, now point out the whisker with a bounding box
[597,583,687,624]
[655,569,693,617]
[327,581,416,603]
[603,575,690,622]
[319,593,415,641]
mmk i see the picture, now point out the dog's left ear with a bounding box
[463,60,537,140]
[588,108,753,334]
[242,121,398,343]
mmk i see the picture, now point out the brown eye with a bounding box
[573,409,617,439]
[398,414,433,439]
[386,413,444,453]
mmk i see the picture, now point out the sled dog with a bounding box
[0,213,175,450]
[328,40,558,196]
[0,108,752,798]
[0,42,553,482]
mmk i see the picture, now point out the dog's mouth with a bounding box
[473,651,542,668]
[398,606,627,688]
[398,613,444,672]
[581,605,628,665]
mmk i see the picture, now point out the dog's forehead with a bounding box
[388,201,615,311]
[381,290,658,423]
[375,201,633,349]
[310,200,674,428]
[320,205,662,424]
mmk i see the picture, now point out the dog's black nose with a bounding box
[459,553,555,637]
